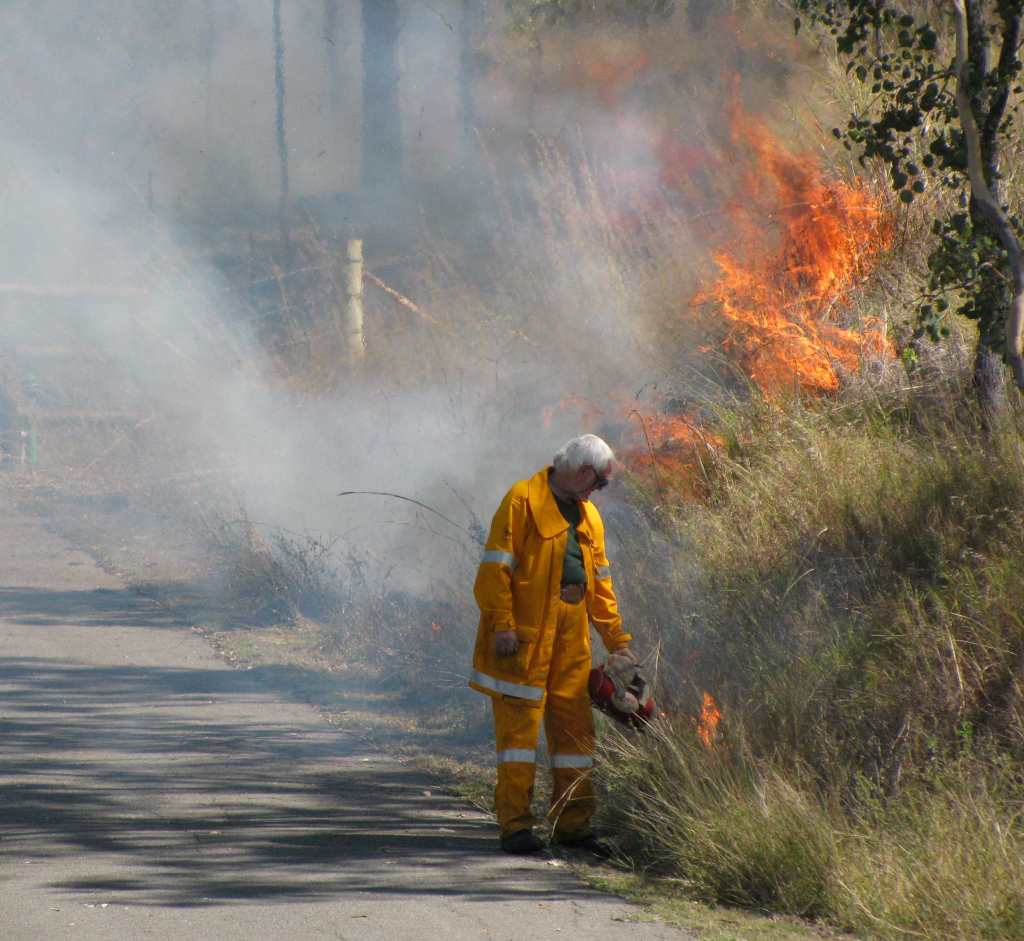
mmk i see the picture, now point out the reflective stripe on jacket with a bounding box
[469,466,631,704]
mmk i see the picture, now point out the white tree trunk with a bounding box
[952,0,1024,388]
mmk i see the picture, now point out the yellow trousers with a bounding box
[492,598,595,838]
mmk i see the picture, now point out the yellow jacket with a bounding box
[469,467,631,705]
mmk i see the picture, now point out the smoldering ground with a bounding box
[0,1,813,711]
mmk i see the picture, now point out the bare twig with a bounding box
[337,490,482,544]
[363,270,442,326]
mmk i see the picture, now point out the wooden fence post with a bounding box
[344,238,365,361]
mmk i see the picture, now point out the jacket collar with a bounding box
[527,467,596,540]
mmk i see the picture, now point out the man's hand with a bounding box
[494,630,519,657]
[606,646,637,679]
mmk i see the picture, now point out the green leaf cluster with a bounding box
[795,0,1023,358]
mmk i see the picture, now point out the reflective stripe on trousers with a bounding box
[497,748,536,764]
[551,753,593,768]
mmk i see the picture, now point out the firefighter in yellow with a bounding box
[470,434,636,855]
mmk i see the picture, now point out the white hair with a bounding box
[552,434,614,473]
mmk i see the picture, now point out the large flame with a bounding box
[614,112,895,487]
[691,104,894,397]
[537,61,895,489]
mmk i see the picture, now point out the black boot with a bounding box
[500,828,545,854]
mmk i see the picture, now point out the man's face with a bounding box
[566,463,612,501]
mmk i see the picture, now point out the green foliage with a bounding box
[796,0,1023,359]
[505,0,676,31]
[927,211,1016,348]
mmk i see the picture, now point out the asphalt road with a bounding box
[0,496,694,940]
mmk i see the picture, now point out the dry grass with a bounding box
[199,507,346,624]
[599,719,838,917]
[668,359,1024,774]
[836,761,1024,940]
[593,347,1024,939]
[597,714,1024,940]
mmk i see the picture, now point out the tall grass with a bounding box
[598,715,1024,940]
[666,364,1024,779]
[600,719,838,917]
[596,352,1024,939]
[837,759,1024,940]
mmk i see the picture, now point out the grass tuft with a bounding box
[599,721,837,917]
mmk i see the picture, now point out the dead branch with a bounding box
[337,489,480,543]
[363,270,441,326]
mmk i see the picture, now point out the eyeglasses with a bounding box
[590,468,610,490]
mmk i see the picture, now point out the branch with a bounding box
[953,0,1024,388]
[980,4,1022,174]
[363,270,442,326]
[336,490,481,544]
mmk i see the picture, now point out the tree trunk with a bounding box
[204,0,215,194]
[953,0,1024,393]
[973,343,1008,415]
[361,0,403,190]
[324,0,340,117]
[273,0,291,255]
[458,0,478,158]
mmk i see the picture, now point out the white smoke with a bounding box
[1,0,778,604]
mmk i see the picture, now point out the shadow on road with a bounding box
[0,646,554,908]
[0,586,181,631]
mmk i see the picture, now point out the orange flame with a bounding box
[691,102,895,396]
[619,409,724,500]
[539,74,896,496]
[695,691,722,749]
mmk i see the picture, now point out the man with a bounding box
[469,434,636,855]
